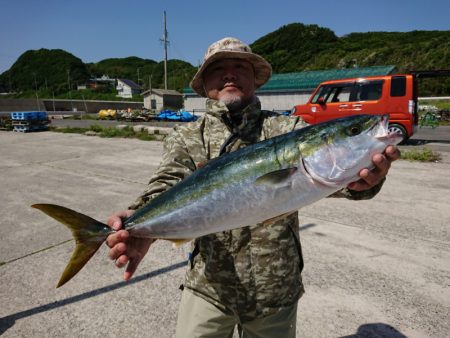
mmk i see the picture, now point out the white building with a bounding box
[116,79,141,99]
[142,88,183,111]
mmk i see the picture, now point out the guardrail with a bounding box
[418,97,450,100]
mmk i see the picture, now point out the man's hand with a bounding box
[347,145,400,191]
[106,210,155,281]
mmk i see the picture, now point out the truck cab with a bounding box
[291,74,419,143]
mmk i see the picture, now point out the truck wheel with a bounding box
[388,124,407,144]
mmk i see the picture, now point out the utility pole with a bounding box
[8,73,12,93]
[160,10,169,90]
[67,69,74,111]
[149,74,154,110]
[67,69,71,92]
[33,72,40,110]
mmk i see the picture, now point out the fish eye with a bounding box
[346,124,362,136]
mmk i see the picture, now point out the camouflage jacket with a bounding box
[130,99,384,322]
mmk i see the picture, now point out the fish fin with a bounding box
[261,212,295,226]
[168,238,192,248]
[255,167,297,186]
[32,204,110,288]
[196,161,208,169]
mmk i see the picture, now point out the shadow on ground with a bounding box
[407,138,450,145]
[341,322,408,338]
[0,223,318,334]
[0,260,187,335]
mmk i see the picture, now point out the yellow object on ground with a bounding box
[98,109,116,119]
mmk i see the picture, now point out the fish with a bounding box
[32,114,401,287]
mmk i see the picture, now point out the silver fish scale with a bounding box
[128,164,335,239]
[125,114,397,240]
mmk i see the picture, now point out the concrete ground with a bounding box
[0,130,449,338]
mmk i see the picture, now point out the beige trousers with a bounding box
[175,288,298,338]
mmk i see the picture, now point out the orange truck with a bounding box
[291,71,450,143]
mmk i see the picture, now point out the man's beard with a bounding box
[219,93,243,112]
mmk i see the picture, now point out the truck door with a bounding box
[352,79,385,114]
[310,82,355,123]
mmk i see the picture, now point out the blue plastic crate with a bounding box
[11,112,33,120]
[13,124,48,132]
[13,125,28,132]
[11,111,47,121]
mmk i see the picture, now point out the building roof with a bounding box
[118,79,141,90]
[259,66,396,92]
[90,75,115,83]
[142,88,182,96]
[183,66,396,95]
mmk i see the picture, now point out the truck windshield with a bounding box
[311,86,331,103]
[311,83,352,103]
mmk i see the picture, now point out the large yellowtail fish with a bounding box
[33,114,401,287]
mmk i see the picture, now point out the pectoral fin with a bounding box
[168,238,192,248]
[255,167,297,186]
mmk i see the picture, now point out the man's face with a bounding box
[203,59,256,111]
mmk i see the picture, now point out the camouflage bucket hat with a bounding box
[190,37,272,97]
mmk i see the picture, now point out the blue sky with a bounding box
[1,0,449,73]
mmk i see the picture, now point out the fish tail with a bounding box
[32,203,111,288]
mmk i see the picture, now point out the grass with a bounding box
[419,100,450,126]
[50,124,157,141]
[72,114,100,120]
[400,148,442,162]
[420,100,450,111]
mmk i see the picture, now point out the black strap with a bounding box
[219,132,239,156]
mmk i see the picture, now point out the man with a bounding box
[106,37,399,337]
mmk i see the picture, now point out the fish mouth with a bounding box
[380,114,389,129]
[371,114,403,145]
[302,115,396,188]
[377,132,403,145]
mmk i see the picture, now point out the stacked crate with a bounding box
[11,111,49,132]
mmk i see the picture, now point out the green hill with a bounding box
[1,23,449,97]
[87,57,196,93]
[87,56,157,83]
[251,24,450,95]
[251,24,450,73]
[251,23,339,72]
[0,49,197,98]
[1,49,90,94]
